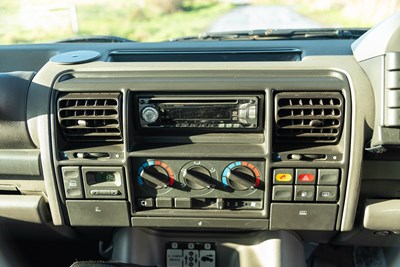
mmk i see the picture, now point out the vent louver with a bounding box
[57,93,122,142]
[275,92,344,143]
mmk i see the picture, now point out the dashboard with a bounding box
[1,13,400,267]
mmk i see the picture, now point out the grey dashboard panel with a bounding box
[3,13,400,263]
[0,72,36,149]
[0,39,356,72]
[23,54,373,232]
[0,195,50,224]
[0,27,377,235]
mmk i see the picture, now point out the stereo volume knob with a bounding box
[141,106,159,123]
[226,166,257,191]
[183,166,213,190]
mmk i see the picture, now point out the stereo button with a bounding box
[248,106,256,119]
[141,106,159,123]
[238,109,247,119]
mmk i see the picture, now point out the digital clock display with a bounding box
[94,172,116,183]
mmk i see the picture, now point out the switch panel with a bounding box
[62,166,84,199]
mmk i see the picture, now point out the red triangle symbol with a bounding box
[303,175,310,181]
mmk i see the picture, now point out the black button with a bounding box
[273,169,294,184]
[62,166,83,199]
[318,169,340,185]
[90,189,99,196]
[174,198,191,208]
[156,197,173,208]
[224,199,262,210]
[295,169,317,185]
[316,186,338,202]
[138,198,154,208]
[110,189,121,196]
[294,186,315,202]
[272,185,293,201]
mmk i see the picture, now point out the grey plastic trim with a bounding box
[364,199,400,231]
[339,59,374,231]
[34,56,373,230]
[0,195,50,223]
[0,149,40,176]
[27,62,70,225]
[131,217,268,229]
[112,228,305,267]
[352,12,400,62]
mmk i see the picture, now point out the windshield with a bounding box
[1,0,398,44]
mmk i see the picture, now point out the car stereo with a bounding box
[135,94,263,131]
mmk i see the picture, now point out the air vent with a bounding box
[275,92,344,143]
[57,93,122,142]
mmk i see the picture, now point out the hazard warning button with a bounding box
[295,169,316,184]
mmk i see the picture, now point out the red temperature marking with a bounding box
[253,168,260,177]
[166,167,174,177]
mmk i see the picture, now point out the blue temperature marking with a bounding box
[222,168,230,186]
[222,176,228,187]
[138,167,144,174]
[142,162,149,168]
[137,176,144,186]
[235,161,241,166]
[228,163,235,169]
[148,161,155,166]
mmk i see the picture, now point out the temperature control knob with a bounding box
[227,166,256,191]
[141,106,159,123]
[183,166,213,190]
[140,166,169,189]
[137,161,175,190]
[222,161,262,191]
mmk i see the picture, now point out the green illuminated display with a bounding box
[94,172,116,183]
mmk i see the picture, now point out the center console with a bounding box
[48,65,351,232]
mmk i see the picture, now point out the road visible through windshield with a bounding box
[208,5,321,32]
[0,0,398,44]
